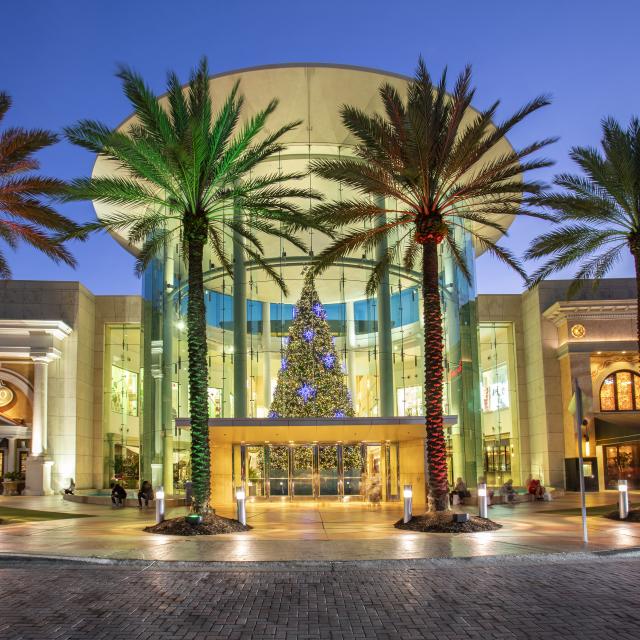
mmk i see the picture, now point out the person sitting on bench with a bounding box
[137,480,154,508]
[526,475,545,500]
[450,477,470,505]
[64,479,75,495]
[111,482,127,507]
[500,479,516,503]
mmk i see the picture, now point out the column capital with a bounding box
[30,348,60,364]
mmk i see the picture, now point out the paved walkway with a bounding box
[1,492,639,562]
[1,555,639,639]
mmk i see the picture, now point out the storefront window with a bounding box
[604,443,640,489]
[111,366,138,416]
[600,370,640,411]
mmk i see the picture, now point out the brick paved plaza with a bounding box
[1,555,638,639]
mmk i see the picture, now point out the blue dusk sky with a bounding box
[1,0,638,295]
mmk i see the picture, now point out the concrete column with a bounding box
[161,241,175,466]
[262,301,272,411]
[30,357,49,456]
[233,199,247,418]
[105,432,115,485]
[24,355,54,495]
[163,432,174,495]
[375,196,394,417]
[6,437,17,473]
[345,301,357,405]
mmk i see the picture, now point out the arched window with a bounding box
[600,370,640,411]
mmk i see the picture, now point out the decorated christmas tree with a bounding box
[269,273,354,418]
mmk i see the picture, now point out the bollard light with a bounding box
[236,486,247,526]
[155,485,165,524]
[478,482,488,519]
[618,480,629,520]
[403,484,413,524]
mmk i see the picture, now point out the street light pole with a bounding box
[572,378,588,544]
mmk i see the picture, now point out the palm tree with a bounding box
[0,92,77,277]
[310,58,554,512]
[526,117,640,355]
[64,58,320,514]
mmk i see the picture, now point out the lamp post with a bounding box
[478,483,488,519]
[155,486,165,524]
[236,486,247,526]
[403,484,413,524]
[618,479,629,520]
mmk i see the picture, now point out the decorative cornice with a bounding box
[542,299,636,326]
[0,320,72,340]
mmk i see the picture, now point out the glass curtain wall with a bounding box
[478,322,521,485]
[141,143,483,489]
[102,323,142,488]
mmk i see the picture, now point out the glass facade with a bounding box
[478,322,521,485]
[132,144,483,494]
[102,324,142,488]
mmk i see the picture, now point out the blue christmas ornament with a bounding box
[268,410,280,418]
[321,353,336,369]
[312,302,326,318]
[302,328,315,342]
[334,410,345,418]
[297,383,316,403]
[292,306,298,319]
[281,358,288,371]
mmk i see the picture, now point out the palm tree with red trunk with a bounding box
[311,58,554,511]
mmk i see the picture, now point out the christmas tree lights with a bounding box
[269,272,354,418]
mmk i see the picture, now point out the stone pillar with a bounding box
[30,357,49,457]
[105,432,116,485]
[262,301,272,412]
[233,199,247,418]
[6,437,17,473]
[375,196,394,417]
[163,431,174,495]
[24,355,54,495]
[345,301,357,406]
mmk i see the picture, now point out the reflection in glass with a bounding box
[269,445,289,496]
[246,446,265,498]
[343,444,362,496]
[292,445,313,496]
[319,445,339,496]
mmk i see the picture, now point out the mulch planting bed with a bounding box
[144,513,252,536]
[605,509,640,523]
[395,511,502,533]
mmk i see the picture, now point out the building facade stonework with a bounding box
[2,277,638,499]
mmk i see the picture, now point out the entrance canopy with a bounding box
[177,416,457,443]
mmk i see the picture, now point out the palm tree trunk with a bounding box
[422,242,450,512]
[185,215,210,513]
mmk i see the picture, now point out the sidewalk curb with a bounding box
[1,547,639,571]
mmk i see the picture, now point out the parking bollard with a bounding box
[618,480,629,520]
[478,483,488,519]
[403,485,413,523]
[155,486,165,524]
[236,486,247,525]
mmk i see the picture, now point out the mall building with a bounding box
[0,65,638,503]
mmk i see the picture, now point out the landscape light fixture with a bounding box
[403,485,413,523]
[236,486,247,526]
[618,480,629,520]
[477,483,488,519]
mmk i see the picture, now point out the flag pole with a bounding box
[572,378,588,544]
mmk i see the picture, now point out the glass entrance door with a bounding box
[292,445,314,497]
[269,445,289,497]
[318,445,339,497]
[365,445,383,502]
[343,444,363,498]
